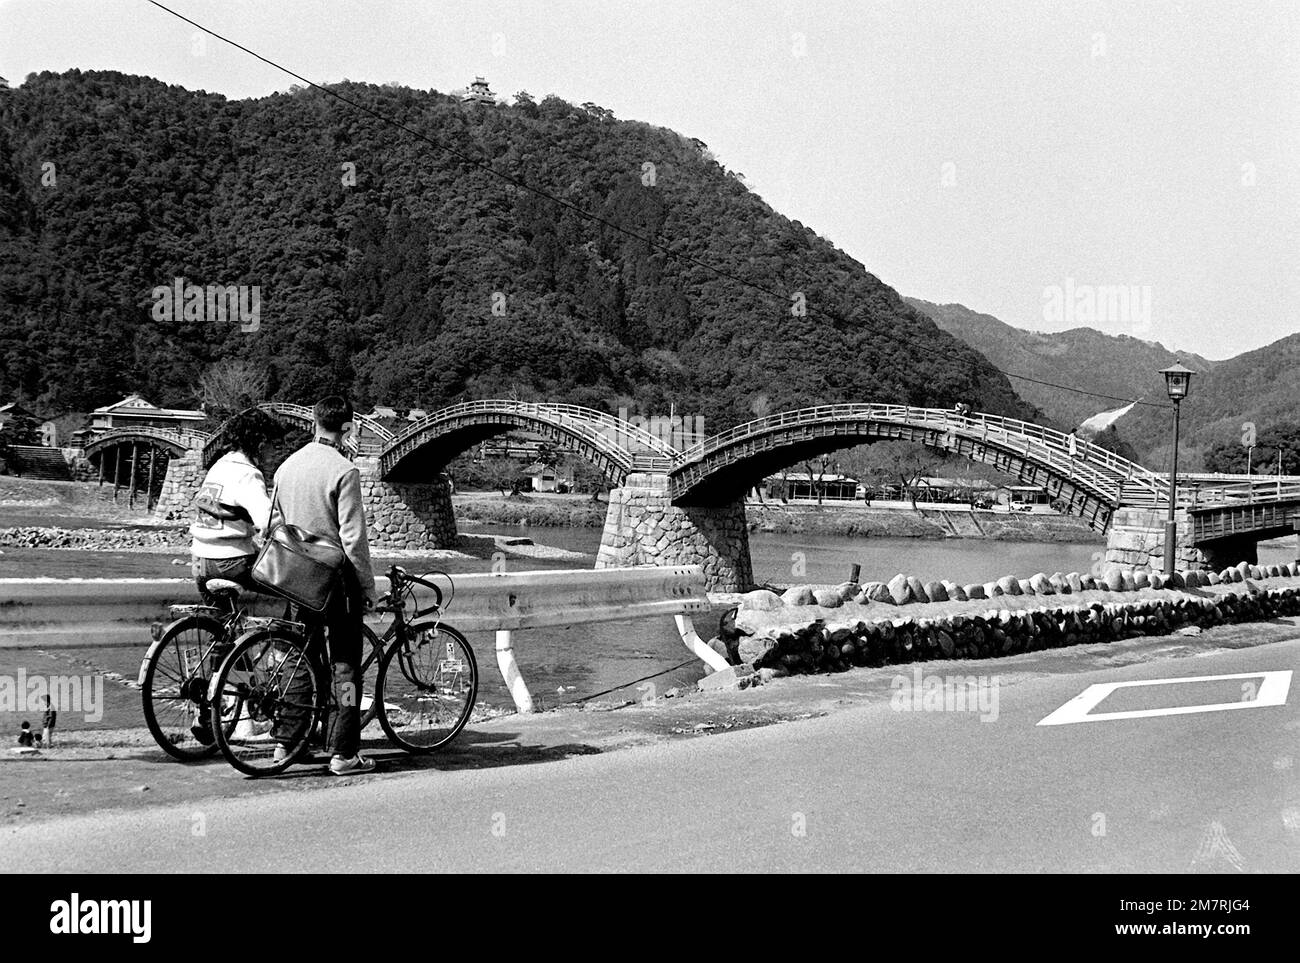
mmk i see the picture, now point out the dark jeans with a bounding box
[192,554,258,608]
[280,567,363,758]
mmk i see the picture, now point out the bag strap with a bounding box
[266,482,283,533]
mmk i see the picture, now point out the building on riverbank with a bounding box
[88,395,204,434]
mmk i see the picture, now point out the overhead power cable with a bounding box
[142,0,1171,415]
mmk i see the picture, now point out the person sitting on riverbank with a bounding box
[189,413,273,606]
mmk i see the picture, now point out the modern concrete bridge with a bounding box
[84,401,1300,590]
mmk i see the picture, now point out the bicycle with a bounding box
[206,565,478,776]
[139,580,386,761]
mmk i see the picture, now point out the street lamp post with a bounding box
[1160,363,1194,576]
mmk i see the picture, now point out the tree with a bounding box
[481,456,524,496]
[535,442,560,468]
[1205,421,1300,475]
[0,412,41,446]
[197,360,270,423]
[802,458,831,505]
[570,459,609,501]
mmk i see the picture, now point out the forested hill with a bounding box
[0,69,1034,431]
[1110,331,1300,472]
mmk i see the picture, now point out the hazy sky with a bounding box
[2,0,1296,360]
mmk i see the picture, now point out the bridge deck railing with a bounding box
[382,400,677,473]
[675,403,1167,501]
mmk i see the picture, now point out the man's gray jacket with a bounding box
[271,440,376,601]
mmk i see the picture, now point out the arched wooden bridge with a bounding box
[84,400,1300,551]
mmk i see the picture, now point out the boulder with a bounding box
[1049,573,1070,594]
[1080,574,1099,591]
[941,579,966,602]
[996,575,1021,596]
[1104,569,1126,592]
[834,581,861,601]
[698,664,756,692]
[983,581,1003,597]
[862,581,894,604]
[925,580,949,603]
[965,583,987,599]
[1166,570,1186,589]
[1120,571,1138,592]
[887,574,914,605]
[813,588,844,608]
[1017,578,1035,595]
[1067,572,1084,593]
[1148,572,1165,590]
[740,589,784,611]
[1206,571,1221,585]
[1029,573,1054,595]
[737,634,776,665]
[906,576,930,603]
[780,585,816,606]
[1132,570,1150,589]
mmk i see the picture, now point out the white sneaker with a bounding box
[329,753,376,776]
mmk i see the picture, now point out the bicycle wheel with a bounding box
[140,615,237,761]
[359,622,383,732]
[377,622,478,754]
[209,629,323,777]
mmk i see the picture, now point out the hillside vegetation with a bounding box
[0,70,1033,434]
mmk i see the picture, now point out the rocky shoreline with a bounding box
[712,561,1300,681]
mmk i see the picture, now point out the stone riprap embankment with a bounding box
[0,525,189,550]
[717,561,1300,678]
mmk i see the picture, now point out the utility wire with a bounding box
[142,0,1171,415]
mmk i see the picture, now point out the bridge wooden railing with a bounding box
[674,404,1167,504]
[84,426,211,453]
[1123,474,1300,510]
[381,400,678,474]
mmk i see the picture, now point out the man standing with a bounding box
[272,396,378,775]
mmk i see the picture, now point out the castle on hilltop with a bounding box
[459,76,496,105]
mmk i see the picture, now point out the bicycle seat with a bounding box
[205,579,245,594]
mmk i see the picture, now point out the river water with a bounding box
[18,521,1299,728]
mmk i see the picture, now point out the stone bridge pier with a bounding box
[595,473,753,592]
[153,450,458,551]
[1103,506,1262,572]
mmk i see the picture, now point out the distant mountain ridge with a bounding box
[1107,331,1300,472]
[904,298,1216,438]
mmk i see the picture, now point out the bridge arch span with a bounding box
[379,401,674,485]
[201,402,393,468]
[83,428,196,460]
[668,404,1161,532]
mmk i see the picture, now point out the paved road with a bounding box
[5,638,1300,872]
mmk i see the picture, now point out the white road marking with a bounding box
[1037,670,1293,726]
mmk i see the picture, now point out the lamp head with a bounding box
[1160,362,1194,402]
